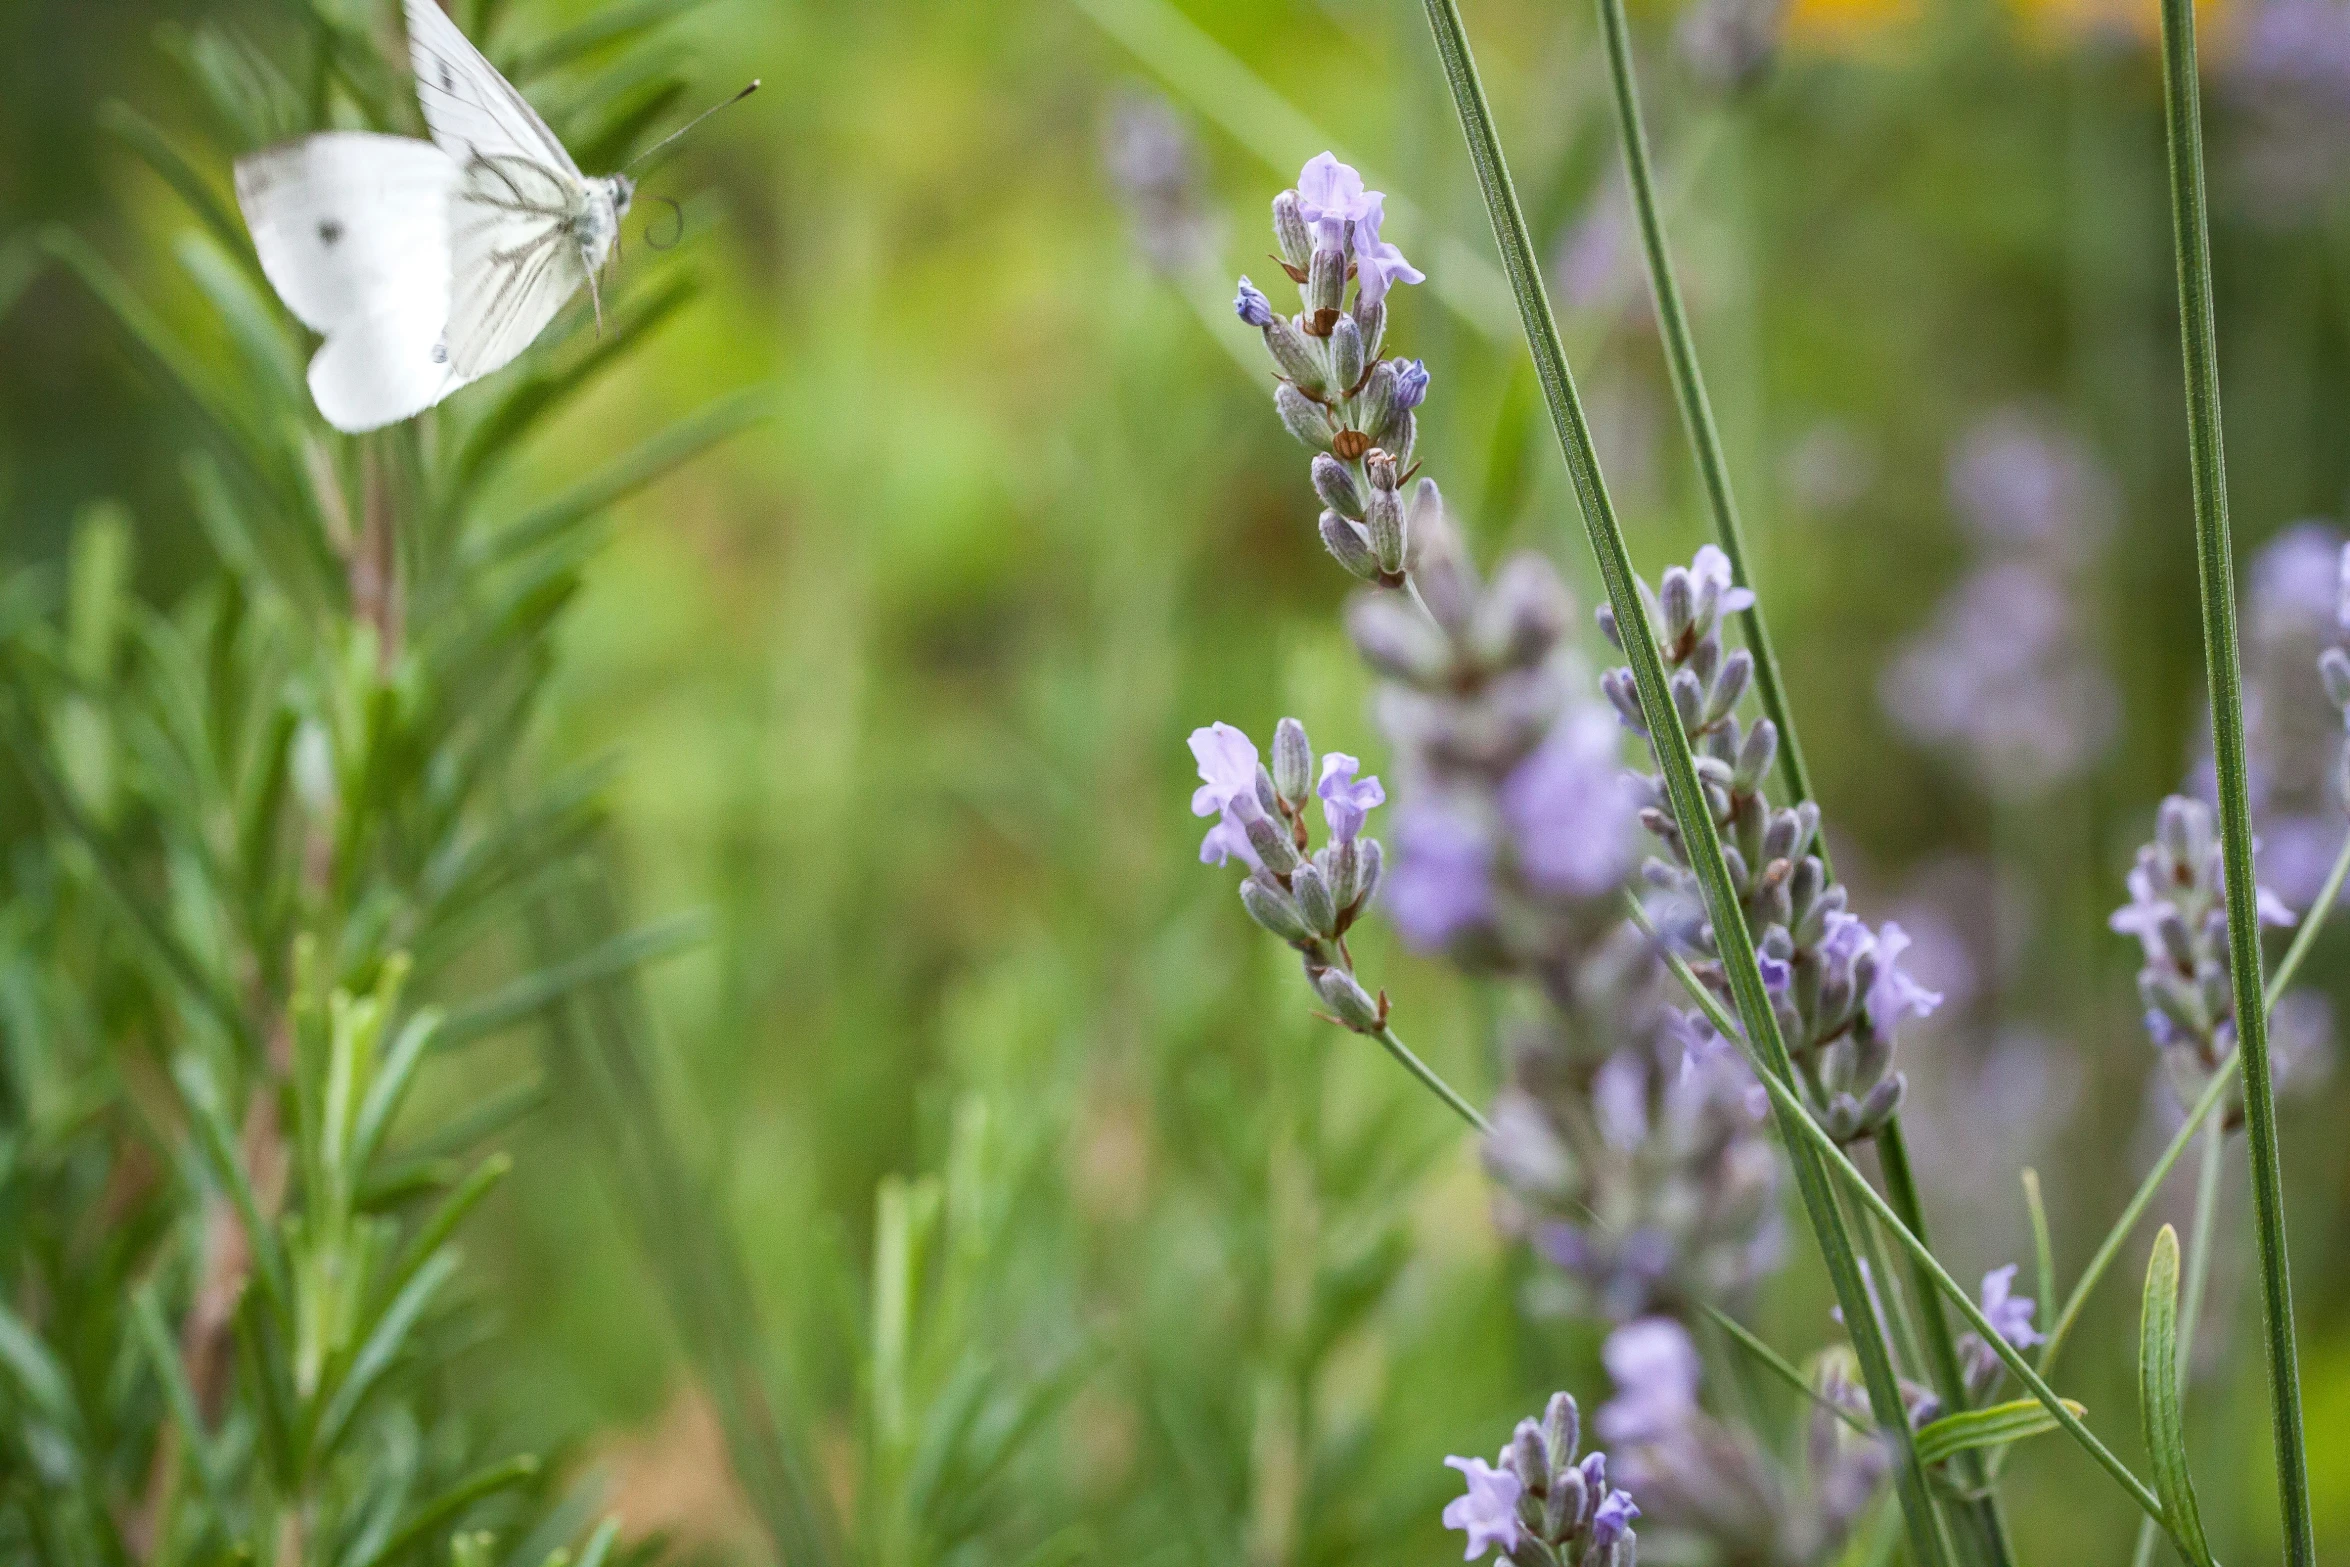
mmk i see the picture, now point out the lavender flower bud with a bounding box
[1241,875,1315,943]
[1307,246,1346,320]
[1320,511,1382,581]
[1546,1463,1589,1542]
[1365,486,1406,575]
[1669,668,1706,733]
[1356,362,1398,444]
[1330,313,1366,392]
[1272,190,1312,271]
[1477,553,1571,669]
[1707,647,1753,724]
[1275,382,1335,451]
[1509,1419,1550,1493]
[1273,717,1313,806]
[1312,453,1365,519]
[1381,410,1417,470]
[1660,566,1696,644]
[1596,600,1623,650]
[1233,276,1275,329]
[1353,836,1383,909]
[1312,965,1382,1031]
[1601,668,1648,734]
[1542,1391,1580,1470]
[1734,715,1778,791]
[1263,314,1328,394]
[1394,357,1430,411]
[1255,764,1282,817]
[1292,860,1339,935]
[1413,526,1480,640]
[1855,1073,1904,1132]
[1244,807,1300,875]
[1355,292,1388,358]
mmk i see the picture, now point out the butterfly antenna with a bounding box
[622,79,760,175]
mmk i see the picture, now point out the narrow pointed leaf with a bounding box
[2140,1226,2217,1567]
[1916,1399,2086,1467]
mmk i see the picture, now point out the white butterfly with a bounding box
[234,0,635,433]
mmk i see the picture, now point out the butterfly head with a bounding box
[608,174,636,218]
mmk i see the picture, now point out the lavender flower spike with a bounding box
[1439,1457,1524,1561]
[1444,1394,1637,1566]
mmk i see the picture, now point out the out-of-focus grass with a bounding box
[7,0,2350,1559]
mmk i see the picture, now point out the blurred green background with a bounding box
[6,0,2350,1559]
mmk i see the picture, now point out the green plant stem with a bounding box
[2156,0,2313,1552]
[1414,7,1945,1562]
[1703,1302,1872,1435]
[1370,1024,1492,1134]
[1587,0,1811,819]
[2128,1113,2227,1567]
[1589,8,2007,1551]
[1641,915,2179,1543]
[2033,827,2349,1388]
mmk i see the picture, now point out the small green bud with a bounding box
[1263,315,1327,394]
[1276,383,1334,450]
[1272,717,1313,806]
[1329,313,1365,393]
[1364,487,1405,576]
[1310,966,1382,1031]
[1319,511,1381,581]
[1241,875,1316,944]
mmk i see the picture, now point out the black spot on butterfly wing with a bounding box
[318,219,344,246]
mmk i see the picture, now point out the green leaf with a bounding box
[2140,1225,2217,1567]
[312,1249,459,1458]
[506,0,722,81]
[130,1285,232,1506]
[349,1453,540,1567]
[96,101,255,271]
[1916,1398,2086,1467]
[436,911,709,1049]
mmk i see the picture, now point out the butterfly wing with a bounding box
[234,131,465,432]
[403,0,587,381]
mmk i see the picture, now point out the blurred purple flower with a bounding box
[1880,563,2119,797]
[1598,1317,1704,1446]
[1440,1457,1524,1560]
[1946,408,2116,561]
[1959,1263,2042,1391]
[1590,1489,1640,1549]
[1316,752,1385,843]
[1500,706,1639,897]
[1233,277,1274,328]
[1387,805,1495,949]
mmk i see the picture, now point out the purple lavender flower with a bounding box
[2220,522,2350,910]
[1946,409,2116,561]
[1294,152,1372,246]
[1688,543,1756,618]
[1590,1490,1640,1550]
[1103,93,1221,276]
[1188,722,1265,868]
[1386,805,1496,950]
[2227,0,2350,222]
[1500,706,1639,898]
[1864,922,1944,1032]
[1440,1457,1523,1560]
[1233,276,1274,328]
[1349,193,1425,308]
[1317,752,1385,843]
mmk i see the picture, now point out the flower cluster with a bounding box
[1596,1318,1884,1566]
[1190,717,1389,1030]
[1486,962,1782,1320]
[2110,794,2307,1112]
[1234,154,1428,585]
[1602,546,1942,1142]
[1443,1392,1639,1566]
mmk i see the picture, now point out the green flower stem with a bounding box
[2126,1112,2226,1567]
[1640,909,2179,1543]
[1589,7,2007,1550]
[2157,0,2313,1546]
[1587,0,1813,819]
[2031,826,2349,1393]
[1371,1024,1493,1135]
[1414,6,1946,1562]
[1702,1301,1872,1436]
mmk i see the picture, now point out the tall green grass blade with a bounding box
[1416,2,1946,1558]
[2156,0,2312,1551]
[2138,1227,2216,1567]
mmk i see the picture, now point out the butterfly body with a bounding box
[235,0,624,431]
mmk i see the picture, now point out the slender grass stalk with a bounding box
[2156,0,2313,1547]
[1414,8,1945,1561]
[2127,1113,2226,1567]
[1587,8,2009,1552]
[1641,910,2183,1543]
